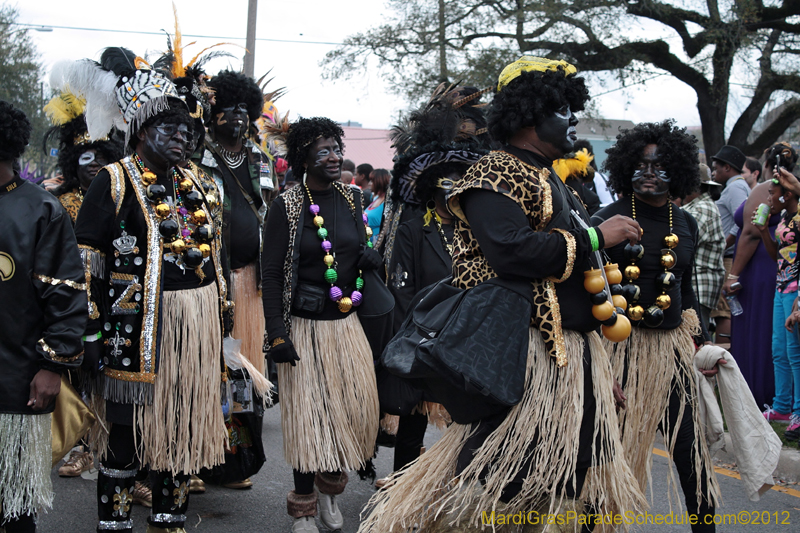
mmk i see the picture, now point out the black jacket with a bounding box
[0,175,86,414]
[388,214,453,333]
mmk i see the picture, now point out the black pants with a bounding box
[97,424,190,532]
[0,513,35,533]
[393,412,428,471]
[661,381,716,533]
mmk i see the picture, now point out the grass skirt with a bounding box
[134,282,227,476]
[282,313,379,473]
[603,310,720,511]
[358,329,645,532]
[0,414,53,518]
[231,263,266,376]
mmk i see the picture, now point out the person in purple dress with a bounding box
[724,143,797,411]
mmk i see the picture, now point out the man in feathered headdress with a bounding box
[60,46,230,533]
[43,92,124,226]
[377,83,491,487]
[0,100,86,533]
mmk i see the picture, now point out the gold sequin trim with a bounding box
[38,338,82,363]
[545,229,576,284]
[104,367,156,384]
[543,280,568,367]
[33,273,87,291]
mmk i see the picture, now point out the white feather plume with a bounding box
[50,59,126,141]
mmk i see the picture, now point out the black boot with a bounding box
[97,464,137,532]
[147,471,190,530]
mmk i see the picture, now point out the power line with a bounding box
[13,22,344,46]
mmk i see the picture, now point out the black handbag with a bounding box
[381,276,532,418]
[292,283,327,314]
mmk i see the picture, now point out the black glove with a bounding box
[82,340,103,378]
[269,336,300,366]
[357,246,383,271]
[222,305,235,337]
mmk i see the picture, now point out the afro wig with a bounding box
[208,70,264,125]
[44,114,124,192]
[603,119,700,200]
[285,117,344,176]
[487,68,590,144]
[0,101,32,162]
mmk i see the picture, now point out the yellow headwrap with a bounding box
[497,56,578,91]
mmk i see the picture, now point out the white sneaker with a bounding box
[318,493,343,530]
[292,516,319,533]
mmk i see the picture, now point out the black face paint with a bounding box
[632,144,670,198]
[214,103,248,143]
[304,137,343,184]
[141,121,193,170]
[76,149,109,192]
[535,105,578,157]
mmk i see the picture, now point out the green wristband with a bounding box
[82,331,102,343]
[587,227,600,252]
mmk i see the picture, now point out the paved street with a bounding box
[41,406,800,532]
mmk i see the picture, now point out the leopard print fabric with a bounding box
[448,150,569,366]
[58,189,83,225]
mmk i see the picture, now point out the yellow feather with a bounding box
[171,2,185,78]
[43,92,86,126]
[553,148,594,182]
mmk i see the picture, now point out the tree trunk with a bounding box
[696,91,727,162]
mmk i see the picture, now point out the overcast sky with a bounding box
[16,0,728,132]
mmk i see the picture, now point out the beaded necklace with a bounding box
[216,144,246,169]
[304,182,371,313]
[434,216,453,256]
[134,153,213,274]
[622,195,679,327]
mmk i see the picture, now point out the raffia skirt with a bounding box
[0,413,52,518]
[603,309,721,511]
[230,263,266,376]
[281,313,379,473]
[358,328,645,533]
[133,282,227,476]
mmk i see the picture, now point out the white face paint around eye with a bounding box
[632,168,671,182]
[554,106,572,120]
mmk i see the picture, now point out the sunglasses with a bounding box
[152,124,194,142]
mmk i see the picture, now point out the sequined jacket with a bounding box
[75,157,227,405]
[0,175,87,414]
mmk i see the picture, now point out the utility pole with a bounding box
[244,0,258,77]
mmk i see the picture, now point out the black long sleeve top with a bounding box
[262,186,363,340]
[457,146,605,332]
[593,198,710,342]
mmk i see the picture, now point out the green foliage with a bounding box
[0,5,55,178]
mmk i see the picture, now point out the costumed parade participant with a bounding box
[0,100,87,533]
[161,48,275,493]
[592,120,722,531]
[65,47,229,533]
[43,91,124,226]
[553,148,601,216]
[360,56,645,533]
[198,69,277,377]
[382,84,490,478]
[261,117,382,533]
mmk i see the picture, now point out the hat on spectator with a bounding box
[711,145,746,173]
